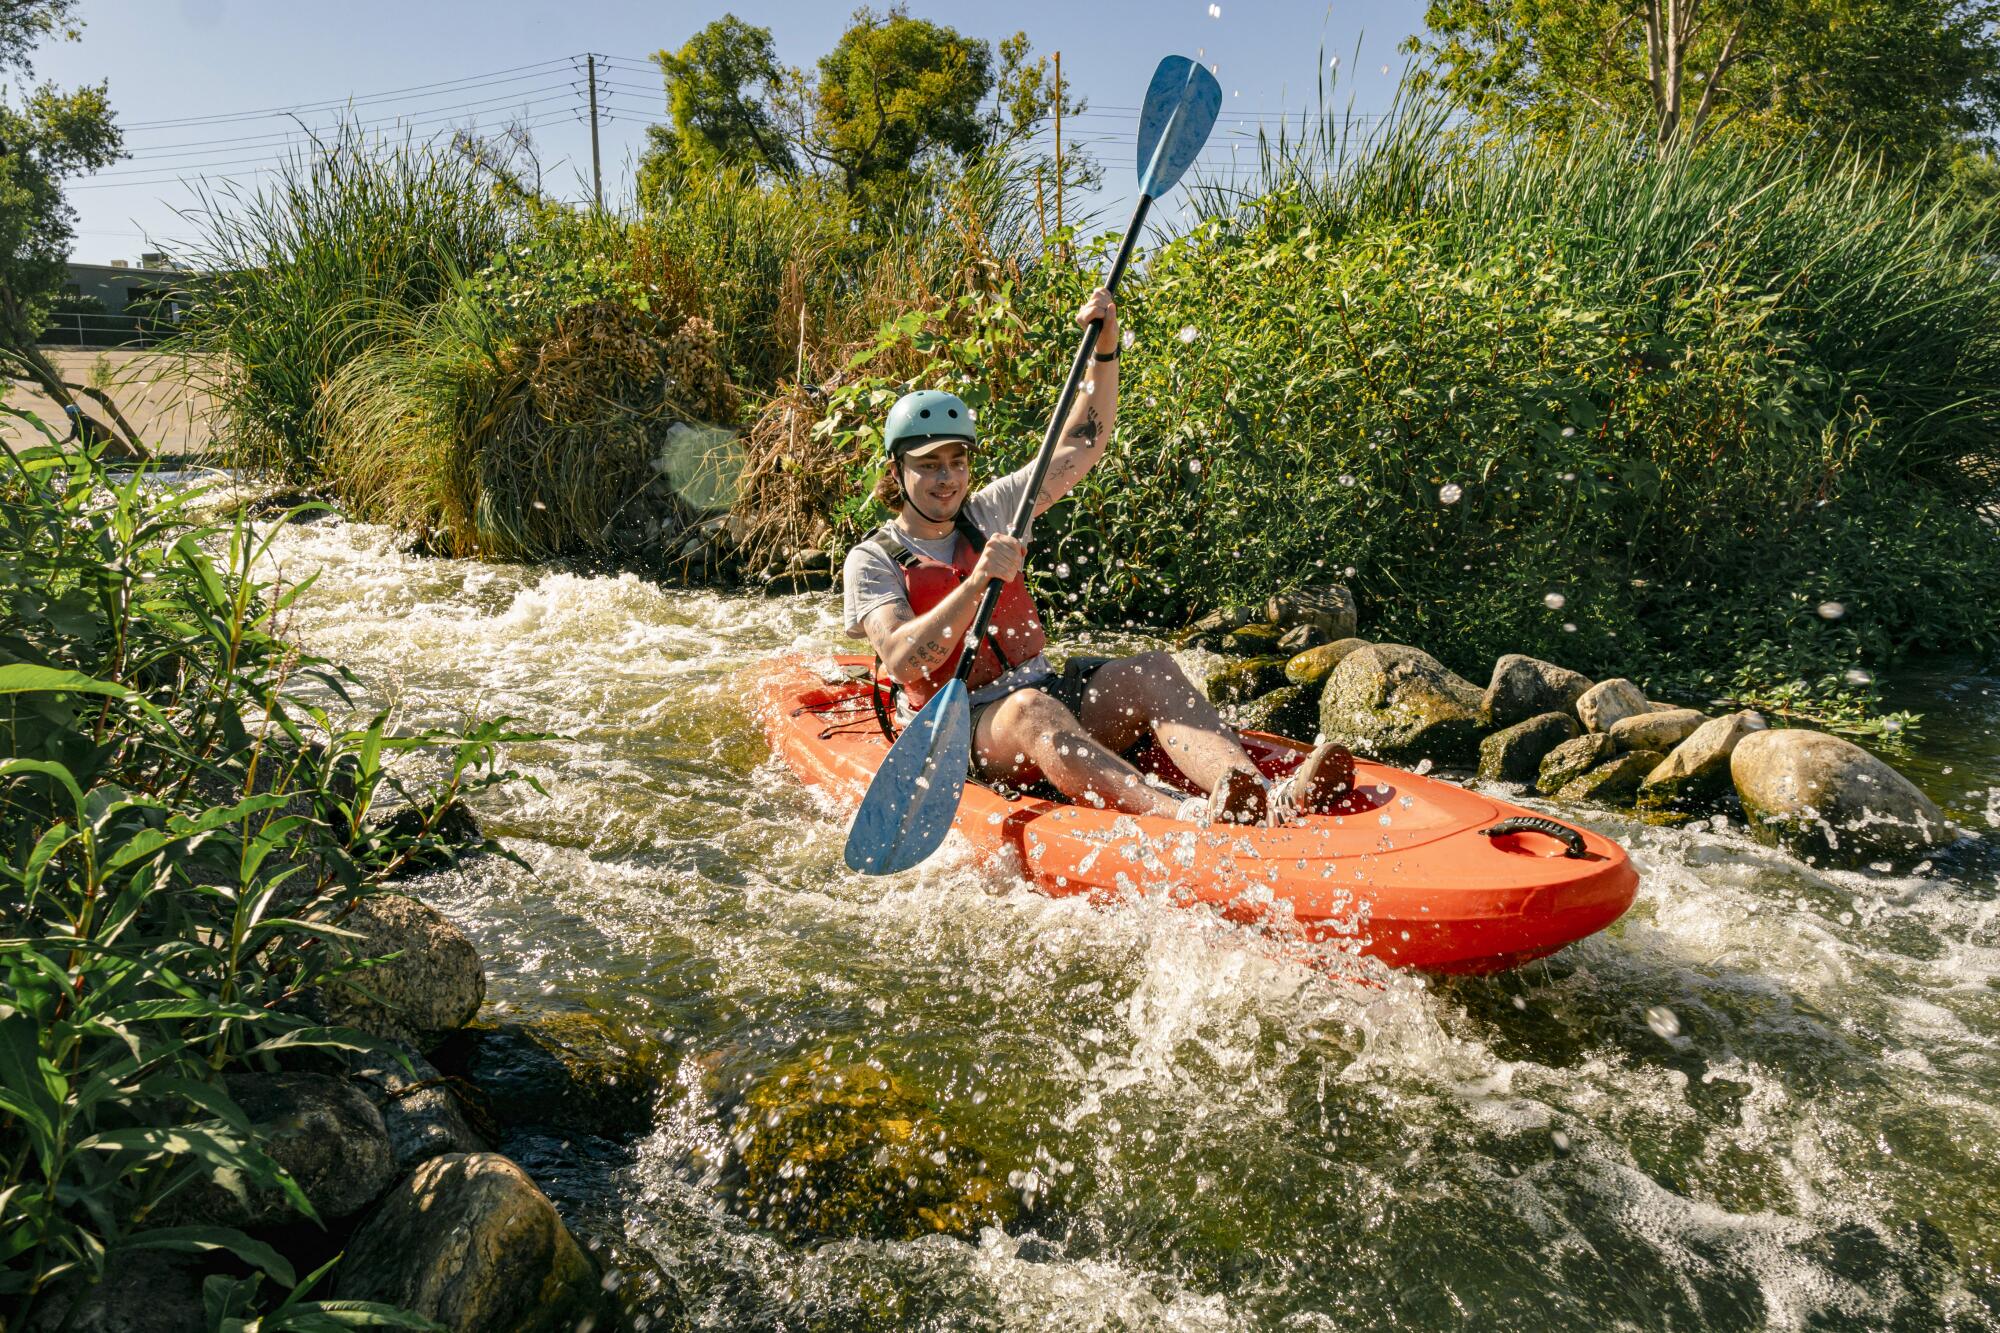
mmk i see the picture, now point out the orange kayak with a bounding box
[757,655,1638,975]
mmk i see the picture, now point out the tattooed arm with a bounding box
[1036,289,1121,515]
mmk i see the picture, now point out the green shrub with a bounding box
[776,103,2000,714]
[0,421,527,1322]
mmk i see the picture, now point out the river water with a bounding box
[262,515,2000,1331]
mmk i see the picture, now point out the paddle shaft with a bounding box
[952,191,1155,686]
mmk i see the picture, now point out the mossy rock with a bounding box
[1206,656,1289,706]
[1285,637,1371,690]
[1218,622,1289,655]
[1318,643,1486,765]
[1555,750,1665,805]
[1477,711,1579,785]
[1230,684,1319,742]
[1536,733,1616,796]
[730,1052,1019,1242]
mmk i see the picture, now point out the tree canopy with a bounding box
[638,7,1086,219]
[1407,0,2000,172]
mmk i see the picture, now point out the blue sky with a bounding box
[44,0,1428,264]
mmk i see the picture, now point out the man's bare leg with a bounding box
[1073,651,1264,793]
[973,687,1184,817]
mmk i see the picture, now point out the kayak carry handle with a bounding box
[1480,816,1589,859]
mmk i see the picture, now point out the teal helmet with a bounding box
[882,389,976,458]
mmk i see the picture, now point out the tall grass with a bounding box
[177,128,516,482]
[0,420,525,1321]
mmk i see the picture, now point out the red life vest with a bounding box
[870,516,1047,711]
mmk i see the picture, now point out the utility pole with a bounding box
[1052,51,1063,254]
[587,53,603,212]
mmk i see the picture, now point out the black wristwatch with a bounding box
[1093,347,1120,362]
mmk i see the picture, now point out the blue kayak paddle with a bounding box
[844,54,1223,876]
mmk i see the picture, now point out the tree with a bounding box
[639,15,796,197]
[0,0,140,455]
[1407,0,2000,168]
[637,8,1090,224]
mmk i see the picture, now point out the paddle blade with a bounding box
[1136,55,1223,198]
[843,679,972,875]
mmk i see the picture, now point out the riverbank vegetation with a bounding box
[0,423,522,1321]
[169,22,2000,719]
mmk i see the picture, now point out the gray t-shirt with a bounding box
[841,461,1053,703]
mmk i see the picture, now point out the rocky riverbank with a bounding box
[1182,587,1961,870]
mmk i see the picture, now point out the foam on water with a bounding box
[257,516,2000,1330]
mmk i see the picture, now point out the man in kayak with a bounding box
[841,288,1353,826]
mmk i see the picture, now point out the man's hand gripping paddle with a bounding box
[845,54,1222,876]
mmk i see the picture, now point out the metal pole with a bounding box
[588,54,603,212]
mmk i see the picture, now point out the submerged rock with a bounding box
[1285,638,1371,690]
[1265,584,1358,641]
[1318,644,1486,765]
[1482,654,1593,729]
[1230,684,1319,742]
[1206,656,1290,706]
[1575,679,1651,733]
[730,1052,1019,1242]
[1537,733,1617,796]
[1730,729,1952,866]
[316,892,484,1052]
[1557,750,1666,805]
[1607,708,1707,753]
[431,1013,666,1141]
[1640,710,1767,806]
[338,1153,603,1333]
[1478,711,1580,785]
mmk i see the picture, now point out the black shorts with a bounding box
[967,655,1117,776]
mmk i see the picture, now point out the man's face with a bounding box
[901,442,971,517]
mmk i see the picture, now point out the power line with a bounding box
[70,108,586,192]
[83,92,585,180]
[118,57,579,131]
[119,78,583,155]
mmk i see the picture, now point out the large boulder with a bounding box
[337,1153,603,1333]
[317,892,485,1052]
[1477,711,1580,785]
[1318,644,1486,765]
[1537,733,1617,796]
[1575,679,1651,733]
[1230,684,1319,742]
[1730,729,1953,866]
[1639,710,1768,806]
[1557,750,1666,805]
[1266,584,1358,641]
[1607,708,1707,753]
[1206,656,1290,705]
[1285,638,1371,690]
[177,1072,395,1228]
[351,1046,488,1178]
[1482,654,1593,729]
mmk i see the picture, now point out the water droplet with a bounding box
[1055,561,1070,578]
[1188,459,1203,473]
[1338,473,1356,486]
[1561,426,1576,438]
[1511,995,1527,1010]
[1544,592,1566,610]
[1817,601,1846,620]
[1207,1,1220,14]
[1844,667,1873,685]
[1644,1005,1680,1039]
[1550,1129,1570,1150]
[1178,326,1200,343]
[1438,483,1463,504]
[1562,622,1577,633]
[1413,758,1433,775]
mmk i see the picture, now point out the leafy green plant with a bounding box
[0,418,528,1325]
